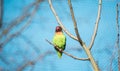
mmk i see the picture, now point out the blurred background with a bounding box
[0,0,120,71]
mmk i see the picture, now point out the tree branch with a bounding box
[17,51,54,71]
[116,3,120,71]
[46,39,89,61]
[20,34,40,54]
[88,0,102,50]
[0,0,41,39]
[68,0,84,46]
[0,2,39,48]
[68,0,101,70]
[48,0,78,41]
[116,3,119,48]
[0,55,9,65]
[17,47,82,71]
[0,2,35,39]
[0,0,3,28]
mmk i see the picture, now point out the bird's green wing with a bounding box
[53,34,66,58]
[63,37,66,50]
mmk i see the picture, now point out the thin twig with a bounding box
[116,3,119,48]
[46,39,89,61]
[17,51,54,71]
[89,0,102,50]
[0,2,39,48]
[109,50,116,71]
[0,9,30,39]
[17,47,83,71]
[68,0,84,46]
[0,55,9,65]
[116,3,120,71]
[0,0,3,28]
[48,0,78,41]
[0,1,37,39]
[20,34,40,54]
[68,0,101,70]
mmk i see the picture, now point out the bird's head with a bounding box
[55,26,62,32]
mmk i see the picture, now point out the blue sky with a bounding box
[0,0,120,71]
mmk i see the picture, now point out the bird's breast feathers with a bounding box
[53,34,66,48]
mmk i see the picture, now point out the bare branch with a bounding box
[68,0,84,46]
[20,34,40,54]
[0,0,41,39]
[46,39,89,61]
[0,2,39,48]
[23,2,37,13]
[17,51,54,71]
[116,3,119,48]
[116,3,120,71]
[109,50,116,71]
[0,2,35,39]
[68,0,101,70]
[48,0,78,41]
[0,0,3,28]
[17,47,82,71]
[48,0,101,70]
[0,13,30,39]
[89,0,102,50]
[0,55,9,65]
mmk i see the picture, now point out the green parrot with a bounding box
[53,26,66,58]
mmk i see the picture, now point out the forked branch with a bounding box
[46,39,89,61]
[48,0,101,70]
[68,0,84,46]
[48,0,78,41]
[89,0,102,50]
[17,51,54,71]
[0,1,36,39]
[0,2,39,48]
[68,0,101,70]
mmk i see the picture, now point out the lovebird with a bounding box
[53,26,66,58]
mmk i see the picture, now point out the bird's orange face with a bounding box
[55,26,62,32]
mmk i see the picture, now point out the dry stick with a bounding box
[68,0,102,71]
[109,50,116,71]
[23,2,36,13]
[0,13,30,39]
[48,0,101,70]
[116,3,120,71]
[48,0,78,41]
[0,1,36,39]
[17,47,84,71]
[20,34,40,54]
[68,0,84,46]
[0,0,3,28]
[116,3,120,55]
[88,0,102,50]
[0,3,39,47]
[0,55,9,65]
[17,51,54,71]
[46,39,89,61]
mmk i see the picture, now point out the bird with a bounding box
[53,26,66,58]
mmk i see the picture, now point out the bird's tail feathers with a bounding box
[57,52,62,58]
